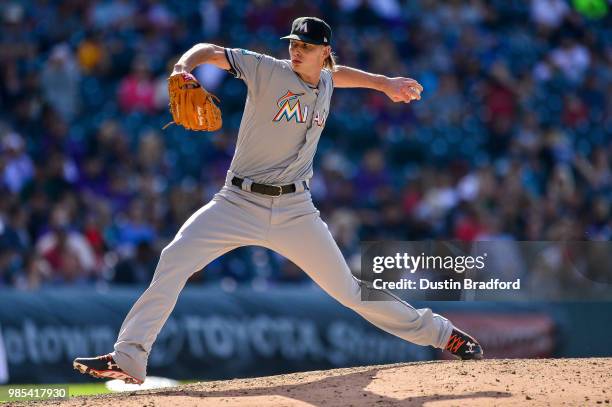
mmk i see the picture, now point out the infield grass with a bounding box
[0,380,196,402]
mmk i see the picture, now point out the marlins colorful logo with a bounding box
[273,90,308,123]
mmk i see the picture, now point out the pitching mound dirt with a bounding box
[10,357,612,406]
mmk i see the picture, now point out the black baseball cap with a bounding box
[280,17,332,46]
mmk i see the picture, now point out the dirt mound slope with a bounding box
[10,357,611,406]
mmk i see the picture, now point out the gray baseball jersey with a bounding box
[224,48,333,184]
[108,48,455,382]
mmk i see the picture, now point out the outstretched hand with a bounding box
[384,77,423,103]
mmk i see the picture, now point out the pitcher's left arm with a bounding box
[332,65,423,103]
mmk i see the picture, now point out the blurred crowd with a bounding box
[0,0,610,290]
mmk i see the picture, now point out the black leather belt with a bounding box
[231,177,307,196]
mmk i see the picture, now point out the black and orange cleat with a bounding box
[445,328,484,360]
[73,354,144,384]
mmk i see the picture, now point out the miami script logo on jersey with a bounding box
[313,109,327,127]
[273,90,308,123]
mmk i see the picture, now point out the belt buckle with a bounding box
[271,185,283,197]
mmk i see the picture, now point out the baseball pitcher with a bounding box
[74,17,483,385]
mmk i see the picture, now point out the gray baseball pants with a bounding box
[111,171,454,381]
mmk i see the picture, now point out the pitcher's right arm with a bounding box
[172,43,230,74]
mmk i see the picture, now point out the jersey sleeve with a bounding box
[322,68,335,93]
[324,68,335,88]
[224,48,278,93]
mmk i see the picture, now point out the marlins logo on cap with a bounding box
[281,17,332,46]
[296,20,309,33]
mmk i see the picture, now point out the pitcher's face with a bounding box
[288,39,330,73]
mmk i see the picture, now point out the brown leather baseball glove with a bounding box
[163,73,222,131]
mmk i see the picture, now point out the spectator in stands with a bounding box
[530,0,569,29]
[114,199,156,252]
[1,132,34,194]
[550,36,591,83]
[77,31,110,75]
[35,205,97,283]
[112,241,157,284]
[41,44,81,122]
[118,56,157,114]
[37,226,94,284]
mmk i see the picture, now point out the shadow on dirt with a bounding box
[151,365,512,406]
